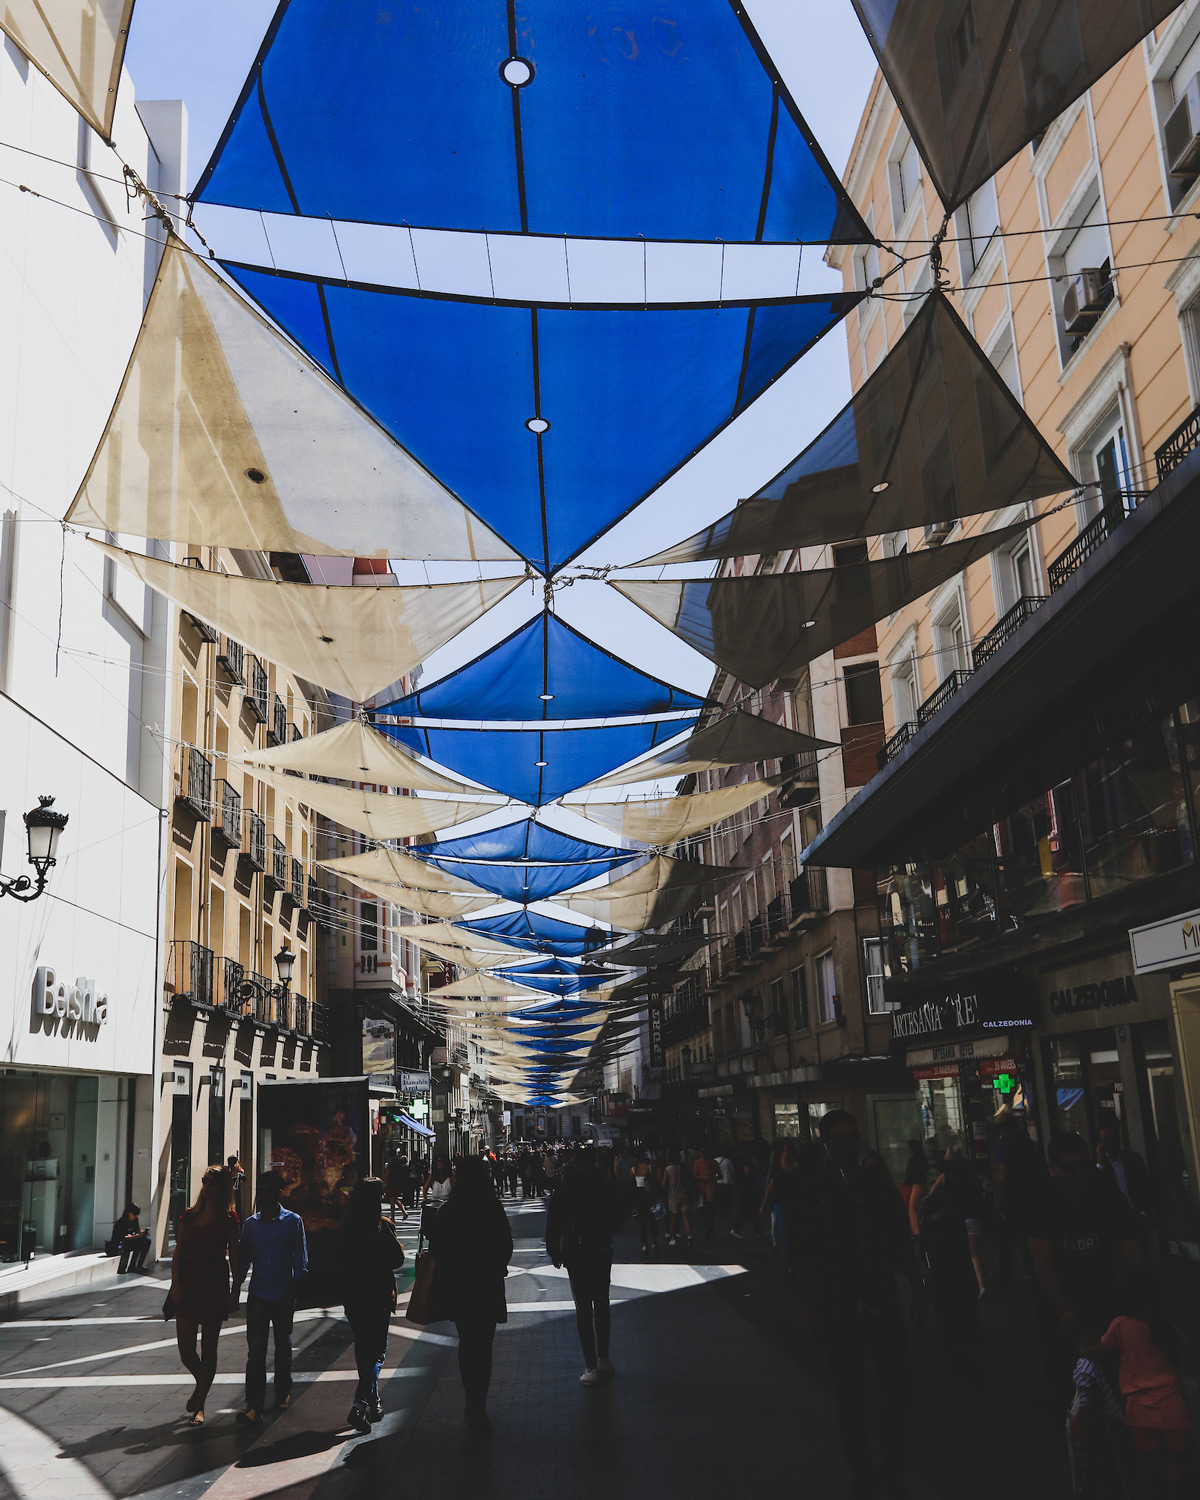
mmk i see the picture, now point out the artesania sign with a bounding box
[31,967,108,1032]
[889,969,1036,1044]
[1129,908,1200,975]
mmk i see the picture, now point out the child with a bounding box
[1102,1273,1192,1497]
[1067,1314,1125,1496]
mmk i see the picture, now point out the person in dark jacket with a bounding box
[428,1155,513,1432]
[338,1177,406,1434]
[106,1203,150,1272]
[547,1148,624,1385]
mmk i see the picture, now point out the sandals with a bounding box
[186,1410,204,1426]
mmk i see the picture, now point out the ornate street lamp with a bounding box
[0,797,68,902]
[274,942,295,995]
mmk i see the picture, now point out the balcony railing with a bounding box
[293,994,309,1035]
[165,939,214,1007]
[291,722,304,743]
[310,1001,330,1044]
[1048,492,1146,592]
[972,595,1048,668]
[290,857,306,907]
[212,779,241,848]
[217,957,248,1016]
[779,749,820,808]
[789,867,828,921]
[266,836,288,894]
[237,971,276,1025]
[879,720,920,769]
[177,746,212,820]
[276,989,293,1031]
[268,694,288,747]
[246,657,269,723]
[917,668,973,728]
[216,637,244,686]
[307,876,337,927]
[1155,402,1200,480]
[243,808,266,871]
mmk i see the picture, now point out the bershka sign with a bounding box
[31,967,108,1035]
[890,969,1035,1048]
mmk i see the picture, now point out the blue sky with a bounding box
[124,1,880,695]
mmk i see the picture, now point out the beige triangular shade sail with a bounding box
[249,766,502,842]
[412,934,523,970]
[555,854,738,931]
[324,846,484,896]
[1,2,133,139]
[566,777,780,844]
[582,709,833,790]
[238,719,477,794]
[329,873,494,921]
[100,543,519,703]
[429,973,544,998]
[425,997,540,1017]
[67,240,518,562]
[612,524,1029,690]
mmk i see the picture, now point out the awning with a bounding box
[398,1113,435,1140]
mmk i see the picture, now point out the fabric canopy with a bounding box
[335,877,495,921]
[851,0,1180,211]
[66,241,516,563]
[408,819,637,904]
[461,908,610,958]
[381,716,699,804]
[194,0,869,245]
[238,719,478,794]
[223,264,859,573]
[380,610,704,721]
[323,846,484,896]
[490,958,624,996]
[567,778,780,844]
[430,973,544,999]
[411,934,525,971]
[582,709,833,790]
[100,543,521,703]
[1,1,133,140]
[555,853,740,930]
[247,767,504,842]
[398,1113,435,1139]
[632,293,1075,563]
[613,523,1030,689]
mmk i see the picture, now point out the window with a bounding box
[957,178,1000,280]
[770,977,787,1028]
[992,781,1086,920]
[882,530,909,560]
[890,647,920,728]
[1079,414,1133,524]
[1052,194,1114,360]
[988,323,1021,399]
[790,967,809,1031]
[360,900,378,953]
[853,237,881,303]
[890,133,922,227]
[932,591,971,681]
[994,530,1039,616]
[816,950,837,1025]
[902,260,931,327]
[834,540,870,567]
[863,937,890,1014]
[780,828,798,887]
[1155,23,1200,207]
[844,662,884,726]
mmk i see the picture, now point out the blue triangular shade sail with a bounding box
[493,957,621,996]
[462,908,608,958]
[381,611,703,721]
[381,717,698,804]
[408,818,637,903]
[194,0,870,245]
[223,266,859,572]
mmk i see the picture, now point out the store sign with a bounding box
[1129,907,1200,975]
[648,996,665,1067]
[1048,972,1138,1016]
[890,971,1034,1044]
[31,967,107,1034]
[400,1068,430,1094]
[911,1063,959,1080]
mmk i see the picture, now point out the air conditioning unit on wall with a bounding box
[1166,73,1200,177]
[923,521,955,546]
[1063,267,1110,336]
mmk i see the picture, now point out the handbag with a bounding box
[405,1251,437,1325]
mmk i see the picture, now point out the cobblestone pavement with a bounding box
[0,1194,1073,1500]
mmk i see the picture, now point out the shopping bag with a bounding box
[405,1251,437,1325]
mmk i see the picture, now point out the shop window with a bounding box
[930,833,999,954]
[919,1076,966,1156]
[844,663,884,726]
[873,1096,927,1184]
[1136,1019,1200,1258]
[992,780,1086,921]
[790,967,809,1032]
[1179,700,1200,841]
[878,862,938,976]
[773,1103,802,1139]
[1075,716,1193,900]
[816,950,837,1025]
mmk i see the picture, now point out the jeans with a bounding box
[347,1304,389,1408]
[117,1236,149,1272]
[454,1319,496,1415]
[633,1192,658,1247]
[568,1262,612,1369]
[245,1294,295,1412]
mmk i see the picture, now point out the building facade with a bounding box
[807,8,1200,1254]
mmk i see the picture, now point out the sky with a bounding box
[123,1,881,699]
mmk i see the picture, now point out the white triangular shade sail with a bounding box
[429,973,545,999]
[67,240,517,562]
[249,766,503,842]
[581,710,833,790]
[425,997,541,1016]
[554,854,737,931]
[238,719,477,793]
[566,777,780,844]
[1,1,133,139]
[100,543,520,703]
[412,934,523,970]
[330,874,494,921]
[324,846,483,895]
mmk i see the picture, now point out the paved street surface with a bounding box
[0,1196,1069,1500]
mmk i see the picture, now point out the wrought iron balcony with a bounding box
[290,857,306,907]
[917,668,973,728]
[878,720,920,770]
[1048,492,1146,592]
[246,657,269,723]
[212,779,241,849]
[291,722,304,743]
[268,694,288,747]
[217,957,248,1016]
[265,836,288,894]
[1155,402,1200,480]
[293,994,309,1035]
[310,1001,331,1044]
[972,595,1047,668]
[216,637,245,685]
[789,867,828,923]
[275,989,293,1031]
[307,875,337,927]
[243,809,266,871]
[176,746,212,821]
[165,939,214,1008]
[778,749,820,808]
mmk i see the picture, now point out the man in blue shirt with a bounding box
[234,1171,308,1423]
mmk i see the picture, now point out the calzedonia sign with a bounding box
[31,967,108,1036]
[890,970,1035,1046]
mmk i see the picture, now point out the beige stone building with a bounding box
[158,546,331,1248]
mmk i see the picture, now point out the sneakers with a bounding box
[236,1408,263,1425]
[596,1357,616,1378]
[348,1402,372,1436]
[579,1368,604,1387]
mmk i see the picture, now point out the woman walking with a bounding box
[339,1178,406,1434]
[631,1149,659,1254]
[428,1155,512,1432]
[170,1165,240,1426]
[663,1148,694,1249]
[547,1148,624,1385]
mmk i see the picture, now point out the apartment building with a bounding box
[808,7,1200,1255]
[159,547,333,1246]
